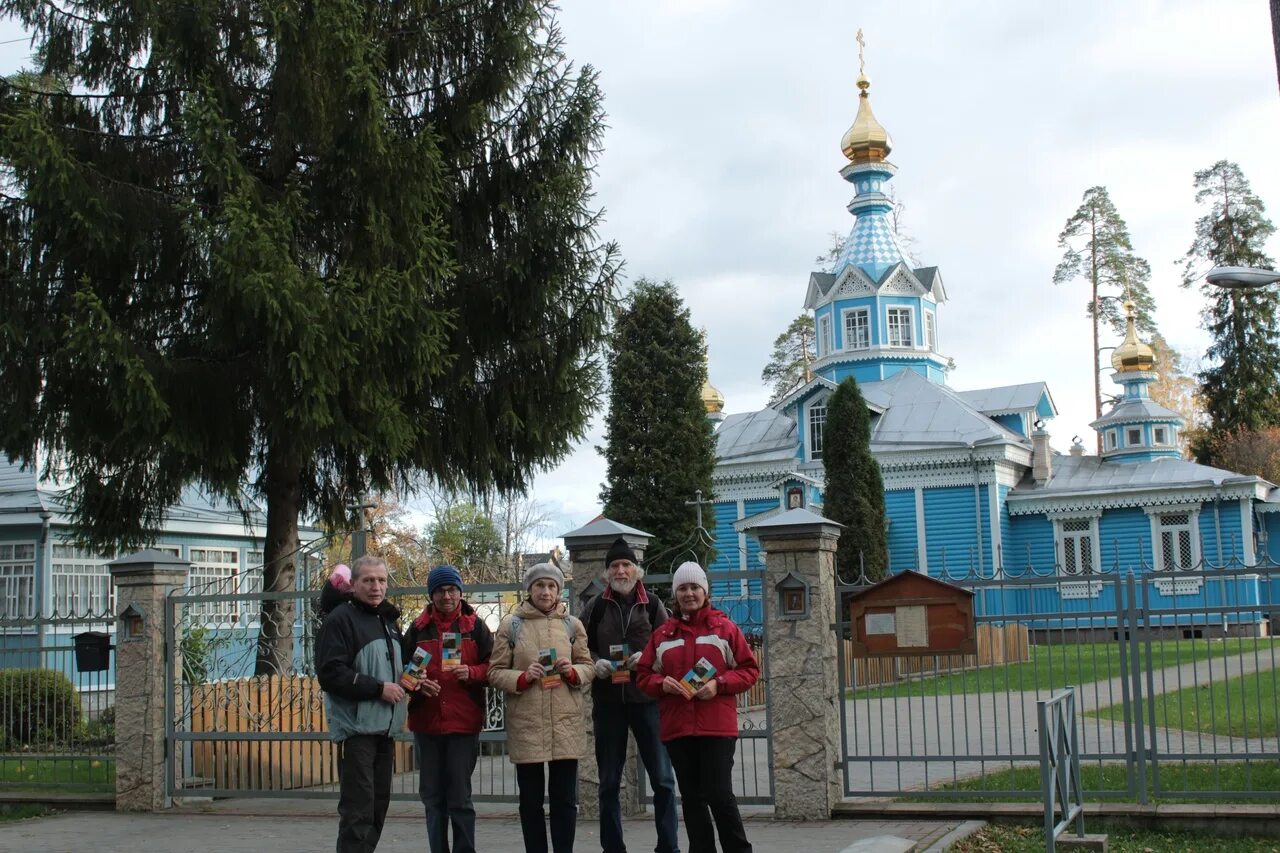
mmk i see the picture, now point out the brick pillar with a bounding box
[746,508,843,820]
[562,518,653,820]
[108,549,191,812]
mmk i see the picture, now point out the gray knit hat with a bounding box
[522,561,565,593]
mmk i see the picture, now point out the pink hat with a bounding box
[330,563,352,592]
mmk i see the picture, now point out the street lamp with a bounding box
[1205,266,1280,290]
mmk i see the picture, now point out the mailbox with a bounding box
[73,631,112,672]
[847,570,976,657]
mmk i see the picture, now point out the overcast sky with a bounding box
[3,3,1277,547]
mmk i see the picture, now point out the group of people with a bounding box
[316,538,760,853]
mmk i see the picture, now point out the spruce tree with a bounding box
[822,378,887,582]
[1179,160,1280,447]
[0,1,618,673]
[1054,187,1157,448]
[600,279,717,564]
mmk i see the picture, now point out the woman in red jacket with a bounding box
[637,561,759,853]
[402,565,493,853]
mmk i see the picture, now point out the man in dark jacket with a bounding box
[317,555,409,853]
[580,537,679,853]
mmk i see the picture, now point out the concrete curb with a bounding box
[921,820,986,852]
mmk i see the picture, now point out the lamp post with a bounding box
[1205,266,1280,290]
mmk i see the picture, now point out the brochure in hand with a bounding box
[400,647,432,691]
[609,643,631,684]
[441,632,463,668]
[539,647,562,689]
[679,656,717,698]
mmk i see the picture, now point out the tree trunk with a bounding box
[1090,212,1102,454]
[255,446,302,676]
[1272,0,1280,95]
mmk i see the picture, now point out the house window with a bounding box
[925,312,937,351]
[1153,426,1168,445]
[0,543,36,620]
[1105,431,1117,450]
[843,308,870,351]
[1126,427,1142,446]
[51,544,115,617]
[1152,511,1199,571]
[1057,517,1098,575]
[808,404,827,460]
[886,307,914,347]
[818,314,833,356]
[188,547,242,624]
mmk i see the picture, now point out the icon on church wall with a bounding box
[787,488,803,509]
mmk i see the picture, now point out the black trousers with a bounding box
[337,733,395,853]
[415,732,480,853]
[665,737,752,853]
[515,759,579,853]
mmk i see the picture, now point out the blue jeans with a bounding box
[414,732,479,853]
[594,701,680,853]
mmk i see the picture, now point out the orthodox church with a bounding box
[703,68,1280,624]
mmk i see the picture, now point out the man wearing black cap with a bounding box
[579,537,679,853]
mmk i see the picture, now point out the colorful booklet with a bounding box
[609,643,631,684]
[679,656,717,697]
[539,647,561,689]
[400,647,432,691]
[441,632,463,668]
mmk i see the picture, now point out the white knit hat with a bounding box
[672,561,709,593]
[522,561,565,592]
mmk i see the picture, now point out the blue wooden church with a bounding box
[703,70,1280,630]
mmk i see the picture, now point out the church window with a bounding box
[1153,426,1168,445]
[842,308,869,351]
[808,404,827,460]
[0,543,36,620]
[1105,431,1117,450]
[819,314,833,355]
[1126,427,1142,446]
[1057,517,1097,575]
[925,312,936,351]
[1151,510,1199,571]
[886,307,914,347]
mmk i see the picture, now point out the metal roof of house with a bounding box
[1008,454,1265,498]
[863,371,1030,449]
[1090,396,1183,428]
[957,382,1055,416]
[715,408,798,464]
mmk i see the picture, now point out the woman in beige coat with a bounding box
[489,562,594,853]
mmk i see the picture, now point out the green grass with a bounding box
[0,804,49,822]
[1092,669,1279,738]
[0,757,114,793]
[953,824,1280,853]
[902,761,1280,804]
[847,638,1280,699]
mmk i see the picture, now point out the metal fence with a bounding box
[836,553,1280,802]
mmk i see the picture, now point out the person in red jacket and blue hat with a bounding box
[402,565,494,853]
[637,561,759,853]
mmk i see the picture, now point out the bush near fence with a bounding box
[843,623,1029,689]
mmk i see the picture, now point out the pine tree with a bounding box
[0,1,618,673]
[761,314,816,404]
[822,378,887,582]
[1179,160,1280,447]
[600,280,717,564]
[1054,187,1157,448]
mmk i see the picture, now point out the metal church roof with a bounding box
[1009,454,1266,498]
[957,382,1056,417]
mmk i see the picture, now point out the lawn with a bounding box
[901,761,1280,803]
[847,638,1279,699]
[0,805,49,822]
[1092,669,1278,738]
[952,824,1280,852]
[0,757,114,793]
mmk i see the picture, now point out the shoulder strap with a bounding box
[586,596,605,647]
[507,614,523,648]
[563,616,575,644]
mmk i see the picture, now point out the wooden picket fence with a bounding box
[842,622,1030,689]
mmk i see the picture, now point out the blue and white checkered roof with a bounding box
[832,208,914,283]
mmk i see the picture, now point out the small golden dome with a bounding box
[702,379,725,414]
[1111,301,1156,373]
[840,75,893,164]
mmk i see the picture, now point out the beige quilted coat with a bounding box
[488,599,594,764]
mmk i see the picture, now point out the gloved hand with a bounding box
[594,658,614,680]
[626,652,642,670]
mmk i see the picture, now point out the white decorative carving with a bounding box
[1060,580,1104,600]
[879,267,920,295]
[1008,483,1258,517]
[1153,576,1204,597]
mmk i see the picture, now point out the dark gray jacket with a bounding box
[317,599,408,741]
[580,581,668,704]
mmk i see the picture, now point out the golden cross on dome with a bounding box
[856,28,866,76]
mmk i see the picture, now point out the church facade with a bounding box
[704,71,1280,631]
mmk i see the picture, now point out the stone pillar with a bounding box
[108,549,191,812]
[561,518,653,820]
[746,508,843,821]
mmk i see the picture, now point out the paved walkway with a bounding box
[0,806,962,853]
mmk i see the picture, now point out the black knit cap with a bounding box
[604,537,638,568]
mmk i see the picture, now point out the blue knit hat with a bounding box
[428,564,464,596]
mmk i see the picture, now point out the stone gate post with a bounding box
[745,508,843,820]
[108,549,191,812]
[562,518,654,821]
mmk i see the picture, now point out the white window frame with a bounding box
[51,543,116,617]
[818,314,833,356]
[885,306,915,348]
[1152,426,1169,446]
[808,402,828,461]
[1052,513,1101,577]
[0,542,37,621]
[1146,507,1201,572]
[925,312,937,351]
[1105,430,1117,450]
[188,546,243,625]
[842,307,870,351]
[1126,427,1143,446]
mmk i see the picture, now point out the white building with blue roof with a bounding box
[704,68,1280,633]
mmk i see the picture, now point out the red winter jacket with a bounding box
[402,602,493,735]
[636,604,759,742]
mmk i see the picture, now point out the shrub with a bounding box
[0,669,82,747]
[76,705,115,750]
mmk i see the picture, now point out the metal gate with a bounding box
[836,560,1280,802]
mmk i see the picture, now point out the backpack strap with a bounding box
[508,613,575,648]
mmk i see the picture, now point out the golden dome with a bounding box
[702,379,725,414]
[1111,301,1156,373]
[840,74,893,164]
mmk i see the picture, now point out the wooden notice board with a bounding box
[847,571,976,658]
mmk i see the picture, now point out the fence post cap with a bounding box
[745,508,843,540]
